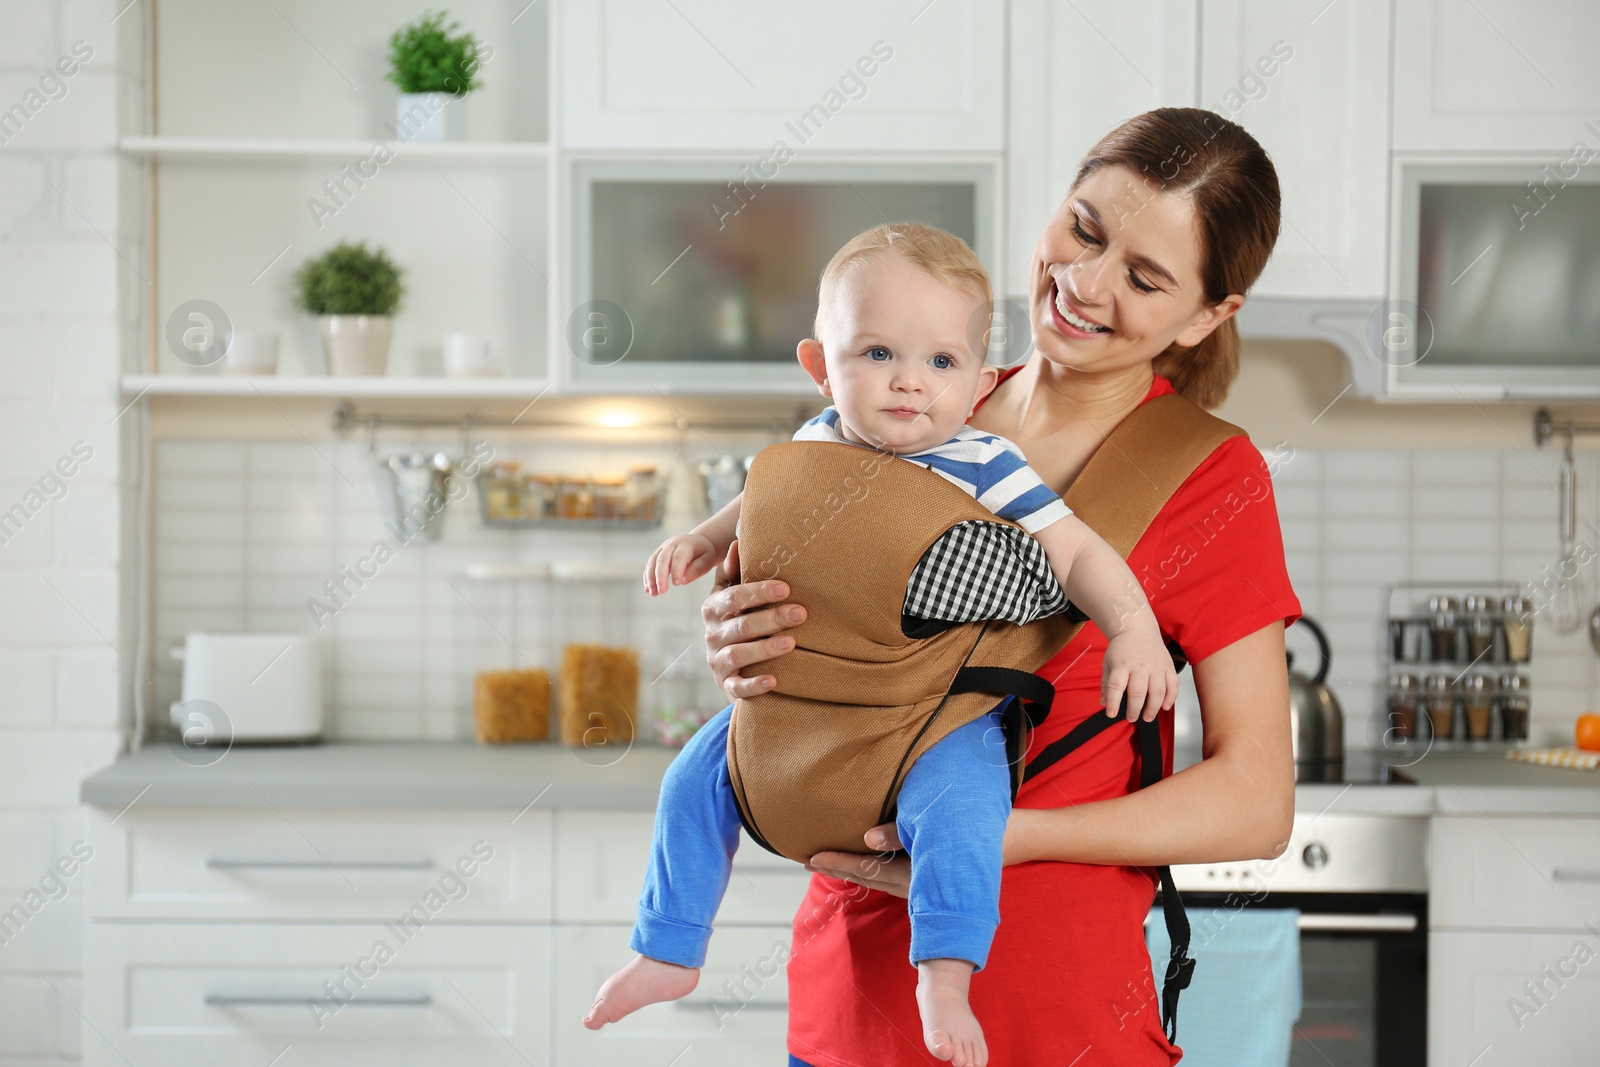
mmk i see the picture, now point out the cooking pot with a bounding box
[1287,616,1343,782]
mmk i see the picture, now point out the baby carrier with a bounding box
[726,390,1246,1041]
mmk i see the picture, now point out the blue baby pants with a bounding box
[631,699,1014,971]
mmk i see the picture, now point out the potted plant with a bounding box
[293,242,406,377]
[386,9,483,142]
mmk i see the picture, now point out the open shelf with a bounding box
[119,136,552,161]
[121,374,553,399]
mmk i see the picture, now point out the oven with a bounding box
[1166,806,1429,1066]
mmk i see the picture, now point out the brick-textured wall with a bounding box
[0,1,132,1061]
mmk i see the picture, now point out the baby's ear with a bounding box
[796,338,831,396]
[970,365,1000,412]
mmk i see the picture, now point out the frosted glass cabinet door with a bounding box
[559,0,1004,150]
[1199,0,1390,299]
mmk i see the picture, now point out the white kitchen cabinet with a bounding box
[554,810,811,924]
[1394,0,1600,152]
[1431,814,1600,930]
[1429,931,1600,1067]
[1004,0,1196,297]
[1199,0,1390,299]
[553,925,791,1066]
[559,0,1004,151]
[87,806,553,921]
[83,923,550,1067]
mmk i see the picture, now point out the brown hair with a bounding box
[814,222,992,340]
[1070,107,1281,409]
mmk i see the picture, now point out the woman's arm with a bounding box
[701,539,807,698]
[1006,620,1295,865]
[806,621,1295,893]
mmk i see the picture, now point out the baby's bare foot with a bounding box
[916,958,987,1066]
[583,955,699,1029]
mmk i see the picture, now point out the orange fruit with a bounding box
[1577,714,1600,753]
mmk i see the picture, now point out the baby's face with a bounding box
[801,253,997,455]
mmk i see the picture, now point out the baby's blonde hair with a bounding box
[813,222,993,340]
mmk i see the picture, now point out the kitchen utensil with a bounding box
[379,451,455,542]
[1550,439,1584,634]
[221,330,279,375]
[1287,616,1344,781]
[170,632,322,743]
[442,332,502,378]
[697,454,754,516]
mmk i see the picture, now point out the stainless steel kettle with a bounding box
[1287,616,1344,782]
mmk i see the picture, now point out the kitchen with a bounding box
[5,0,1600,1064]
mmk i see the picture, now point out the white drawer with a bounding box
[1429,931,1600,1067]
[1432,815,1600,930]
[83,923,549,1067]
[553,925,789,1066]
[554,810,810,924]
[88,807,552,921]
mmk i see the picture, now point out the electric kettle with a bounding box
[1287,616,1344,782]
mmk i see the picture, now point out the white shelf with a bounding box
[119,136,552,161]
[462,562,638,582]
[120,374,552,399]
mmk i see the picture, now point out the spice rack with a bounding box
[1383,581,1532,746]
[477,463,664,530]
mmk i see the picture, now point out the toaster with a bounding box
[171,632,323,743]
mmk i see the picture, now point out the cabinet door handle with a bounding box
[1552,868,1600,883]
[206,856,434,871]
[205,992,432,1008]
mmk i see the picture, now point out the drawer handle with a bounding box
[205,992,432,1008]
[1553,868,1600,883]
[207,856,435,871]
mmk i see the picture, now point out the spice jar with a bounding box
[1462,672,1494,741]
[1497,671,1530,743]
[1500,594,1533,664]
[485,462,522,522]
[1424,672,1455,741]
[1464,595,1497,664]
[1427,596,1461,662]
[522,474,556,520]
[592,473,628,520]
[1386,671,1420,741]
[625,464,660,522]
[557,475,593,520]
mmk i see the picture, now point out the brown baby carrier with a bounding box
[726,390,1246,1042]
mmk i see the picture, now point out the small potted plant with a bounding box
[386,9,483,142]
[293,241,406,377]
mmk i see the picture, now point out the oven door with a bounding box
[1174,892,1426,1067]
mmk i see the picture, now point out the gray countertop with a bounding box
[80,740,1600,816]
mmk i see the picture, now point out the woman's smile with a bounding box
[1047,278,1112,338]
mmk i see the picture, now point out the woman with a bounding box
[702,108,1301,1065]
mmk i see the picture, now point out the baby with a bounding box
[585,223,1177,1067]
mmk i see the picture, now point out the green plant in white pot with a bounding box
[387,9,484,142]
[294,242,406,377]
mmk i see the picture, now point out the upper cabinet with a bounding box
[1200,0,1391,300]
[558,0,1004,151]
[1394,0,1600,152]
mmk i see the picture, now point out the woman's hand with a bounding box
[702,540,808,698]
[806,825,911,898]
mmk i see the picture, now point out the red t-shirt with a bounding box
[785,369,1303,1066]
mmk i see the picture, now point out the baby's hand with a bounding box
[1101,625,1179,722]
[643,533,719,596]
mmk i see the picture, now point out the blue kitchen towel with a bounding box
[1146,907,1301,1067]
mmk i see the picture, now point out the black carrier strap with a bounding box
[1020,695,1195,1045]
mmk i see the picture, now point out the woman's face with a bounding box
[1029,164,1242,376]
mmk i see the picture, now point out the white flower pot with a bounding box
[395,92,465,142]
[318,315,394,377]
